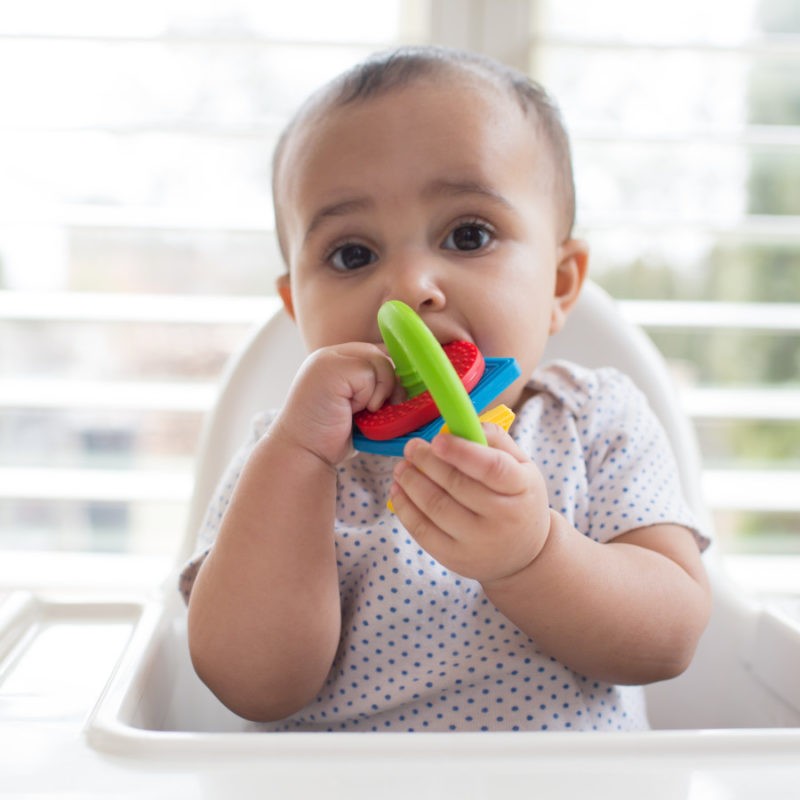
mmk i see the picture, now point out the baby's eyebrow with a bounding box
[302,181,513,243]
[424,179,514,210]
[304,196,373,242]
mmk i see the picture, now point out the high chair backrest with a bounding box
[177,280,710,565]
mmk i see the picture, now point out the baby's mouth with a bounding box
[387,383,409,405]
[377,335,465,400]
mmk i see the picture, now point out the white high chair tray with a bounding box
[1,585,799,800]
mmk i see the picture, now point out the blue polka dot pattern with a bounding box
[180,361,708,732]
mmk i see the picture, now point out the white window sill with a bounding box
[0,551,173,598]
[720,554,800,598]
[0,550,796,602]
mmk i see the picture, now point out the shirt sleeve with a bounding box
[579,368,710,550]
[178,410,278,604]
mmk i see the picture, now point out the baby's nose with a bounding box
[386,259,447,313]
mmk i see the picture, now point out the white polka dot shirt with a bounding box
[180,361,709,732]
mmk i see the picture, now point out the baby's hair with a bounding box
[272,45,576,260]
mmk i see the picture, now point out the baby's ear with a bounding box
[550,239,589,334]
[276,273,295,320]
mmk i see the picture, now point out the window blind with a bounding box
[526,0,800,553]
[1,0,797,557]
[0,1,425,555]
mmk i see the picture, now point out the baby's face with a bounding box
[276,76,582,409]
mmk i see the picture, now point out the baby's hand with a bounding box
[389,424,551,584]
[271,343,397,467]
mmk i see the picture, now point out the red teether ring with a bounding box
[354,341,484,440]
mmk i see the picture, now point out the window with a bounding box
[0,1,427,556]
[1,0,797,558]
[524,0,800,554]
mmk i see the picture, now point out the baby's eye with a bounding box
[329,243,377,271]
[442,223,493,252]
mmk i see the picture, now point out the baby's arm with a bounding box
[187,343,395,721]
[390,425,711,685]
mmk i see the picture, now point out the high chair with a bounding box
[79,281,799,797]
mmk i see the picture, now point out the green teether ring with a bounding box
[378,300,487,445]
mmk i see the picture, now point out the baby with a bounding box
[181,45,711,732]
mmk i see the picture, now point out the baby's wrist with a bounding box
[480,508,556,593]
[266,416,342,475]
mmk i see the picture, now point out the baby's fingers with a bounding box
[341,346,398,413]
[428,424,533,495]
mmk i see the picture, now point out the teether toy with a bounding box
[354,339,485,441]
[353,301,521,456]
